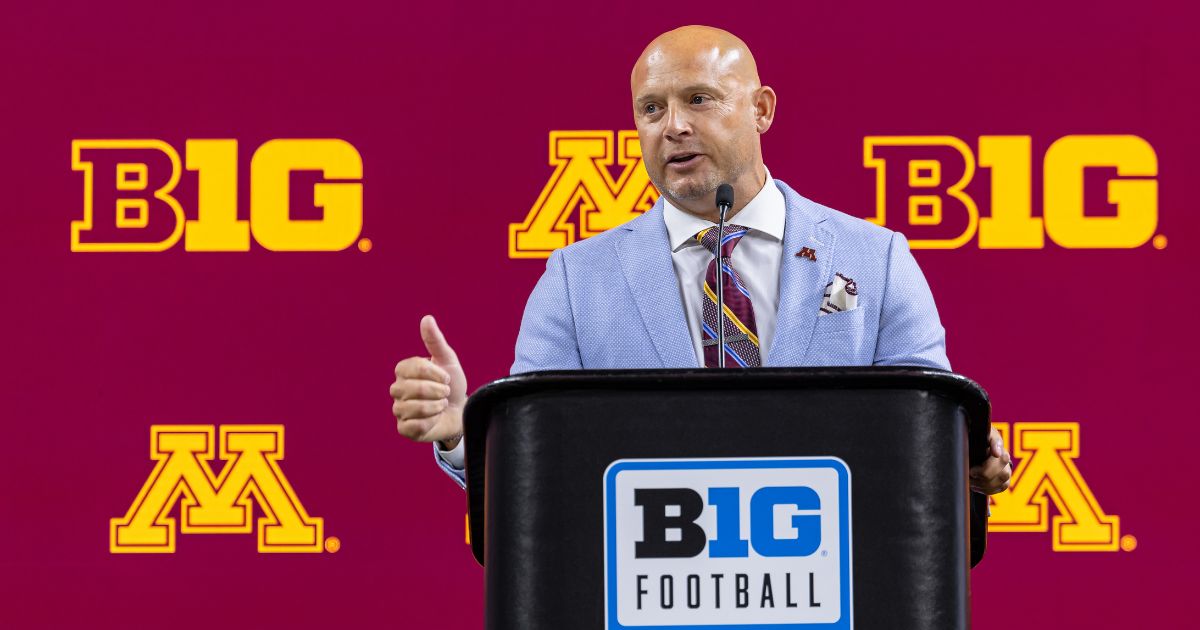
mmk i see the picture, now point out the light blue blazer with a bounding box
[511,179,950,373]
[436,179,950,487]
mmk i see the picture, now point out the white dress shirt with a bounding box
[436,169,788,473]
[662,169,785,366]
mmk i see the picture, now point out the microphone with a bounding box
[715,183,734,219]
[714,184,734,368]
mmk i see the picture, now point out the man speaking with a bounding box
[390,26,1012,495]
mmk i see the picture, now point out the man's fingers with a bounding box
[392,398,449,422]
[394,356,451,384]
[420,315,460,367]
[981,456,1010,478]
[395,416,430,440]
[390,378,451,402]
[988,427,1005,459]
[969,455,1013,494]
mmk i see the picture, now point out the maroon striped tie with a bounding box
[697,225,761,368]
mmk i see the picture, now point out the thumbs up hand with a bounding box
[391,315,469,449]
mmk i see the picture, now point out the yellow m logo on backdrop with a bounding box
[509,131,659,258]
[990,422,1121,551]
[111,425,324,553]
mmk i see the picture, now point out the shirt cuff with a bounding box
[431,440,466,490]
[436,437,465,470]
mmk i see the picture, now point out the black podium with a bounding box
[463,367,991,630]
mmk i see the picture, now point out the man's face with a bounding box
[632,46,759,204]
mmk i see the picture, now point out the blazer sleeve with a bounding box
[510,248,584,374]
[872,231,952,370]
[434,249,587,490]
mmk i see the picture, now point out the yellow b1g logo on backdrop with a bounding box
[72,139,363,252]
[864,135,1160,249]
[111,425,332,554]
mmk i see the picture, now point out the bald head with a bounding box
[631,25,761,95]
[629,26,776,220]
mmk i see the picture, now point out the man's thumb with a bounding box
[420,315,459,365]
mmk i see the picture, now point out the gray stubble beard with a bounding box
[651,159,747,205]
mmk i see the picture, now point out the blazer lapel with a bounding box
[616,201,699,368]
[765,181,833,367]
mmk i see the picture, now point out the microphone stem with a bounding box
[717,206,727,368]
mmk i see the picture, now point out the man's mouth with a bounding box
[666,153,702,167]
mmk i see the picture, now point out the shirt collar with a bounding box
[662,166,786,252]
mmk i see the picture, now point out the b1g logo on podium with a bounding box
[604,458,852,629]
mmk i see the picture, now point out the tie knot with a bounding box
[697,224,750,259]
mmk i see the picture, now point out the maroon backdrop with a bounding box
[2,1,1197,627]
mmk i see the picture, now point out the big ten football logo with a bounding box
[989,422,1128,552]
[604,458,852,629]
[864,135,1160,249]
[71,139,365,252]
[509,131,659,258]
[111,425,335,554]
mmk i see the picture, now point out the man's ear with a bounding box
[753,85,777,134]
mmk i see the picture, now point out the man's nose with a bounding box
[664,104,693,141]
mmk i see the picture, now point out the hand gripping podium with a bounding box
[463,367,991,630]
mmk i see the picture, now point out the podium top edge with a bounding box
[465,367,989,415]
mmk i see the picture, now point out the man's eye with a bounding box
[645,104,658,114]
[691,95,707,105]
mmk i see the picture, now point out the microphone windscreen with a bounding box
[715,183,735,209]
